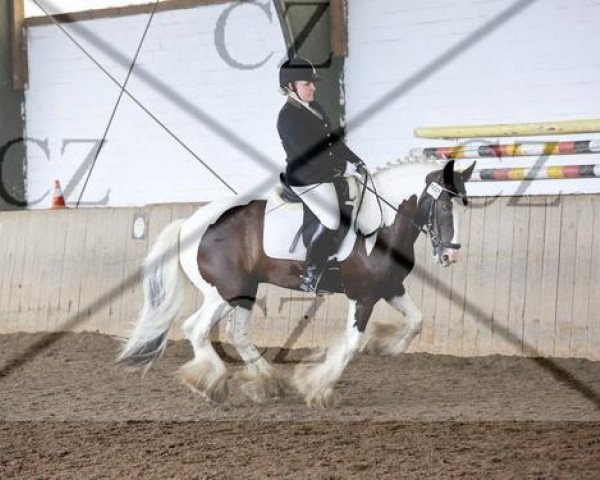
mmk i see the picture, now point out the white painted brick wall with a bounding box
[25,2,287,207]
[344,0,600,196]
[25,1,170,18]
[27,1,600,204]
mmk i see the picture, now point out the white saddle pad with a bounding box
[263,186,359,261]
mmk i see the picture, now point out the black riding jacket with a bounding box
[277,97,363,186]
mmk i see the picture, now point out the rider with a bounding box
[277,57,367,293]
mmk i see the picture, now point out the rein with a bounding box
[353,173,463,251]
[353,169,384,237]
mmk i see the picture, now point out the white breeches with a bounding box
[290,182,340,230]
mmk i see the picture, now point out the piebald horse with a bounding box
[117,158,475,407]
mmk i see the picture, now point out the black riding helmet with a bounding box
[279,57,320,88]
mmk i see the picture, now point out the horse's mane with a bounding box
[373,152,444,175]
[354,153,444,231]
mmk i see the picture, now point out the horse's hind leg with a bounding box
[228,303,287,403]
[362,291,423,356]
[178,292,233,403]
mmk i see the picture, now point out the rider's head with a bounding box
[279,57,319,102]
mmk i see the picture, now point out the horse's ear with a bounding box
[461,161,476,181]
[443,160,455,187]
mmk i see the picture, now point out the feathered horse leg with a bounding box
[227,305,288,403]
[293,298,374,407]
[362,292,423,356]
[178,292,233,403]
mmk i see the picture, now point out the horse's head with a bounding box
[419,160,476,267]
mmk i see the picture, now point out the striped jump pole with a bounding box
[412,139,600,160]
[470,164,600,182]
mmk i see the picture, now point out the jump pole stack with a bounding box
[413,118,600,182]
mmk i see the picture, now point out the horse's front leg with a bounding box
[294,297,375,407]
[362,291,423,356]
[227,305,288,403]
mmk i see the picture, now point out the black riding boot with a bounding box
[300,223,335,294]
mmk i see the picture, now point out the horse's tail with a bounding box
[116,219,186,370]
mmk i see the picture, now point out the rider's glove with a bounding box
[355,160,367,174]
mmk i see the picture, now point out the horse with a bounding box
[117,157,476,407]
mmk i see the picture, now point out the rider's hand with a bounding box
[355,161,367,174]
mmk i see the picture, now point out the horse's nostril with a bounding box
[442,254,450,263]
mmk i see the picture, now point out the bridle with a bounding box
[352,172,467,252]
[418,181,466,252]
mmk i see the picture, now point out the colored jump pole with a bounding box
[412,139,600,160]
[470,164,600,181]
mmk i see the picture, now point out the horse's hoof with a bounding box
[235,365,289,403]
[293,363,338,409]
[178,359,229,404]
[362,322,408,356]
[304,387,337,408]
[361,337,394,356]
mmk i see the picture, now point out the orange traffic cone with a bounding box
[51,180,67,209]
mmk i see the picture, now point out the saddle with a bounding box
[263,173,381,263]
[279,173,354,249]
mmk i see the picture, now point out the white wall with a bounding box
[344,0,600,196]
[26,0,600,205]
[25,2,287,207]
[25,0,170,18]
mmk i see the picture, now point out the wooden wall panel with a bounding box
[0,194,599,361]
[492,197,515,355]
[478,198,501,355]
[11,213,36,331]
[75,210,116,332]
[446,204,471,356]
[323,292,347,347]
[405,234,427,352]
[118,210,148,338]
[419,232,439,351]
[0,214,18,328]
[103,209,131,335]
[330,0,348,57]
[507,197,530,355]
[2,214,18,331]
[311,293,330,348]
[289,291,318,348]
[264,284,292,348]
[539,199,562,356]
[431,259,452,354]
[571,197,594,357]
[44,211,71,331]
[10,0,27,89]
[251,283,269,347]
[56,209,89,332]
[36,211,69,332]
[555,198,577,356]
[522,199,546,355]
[588,196,600,358]
[18,212,44,332]
[462,198,486,355]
